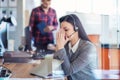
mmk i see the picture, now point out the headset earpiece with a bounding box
[75,25,78,31]
[69,15,78,31]
[64,14,78,31]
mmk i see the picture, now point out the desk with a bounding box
[2,51,120,80]
[93,70,120,80]
[2,51,65,80]
[3,63,39,78]
[3,62,65,80]
[3,62,120,80]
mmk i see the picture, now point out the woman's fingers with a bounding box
[57,29,64,39]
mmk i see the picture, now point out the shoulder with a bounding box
[32,6,41,12]
[79,39,96,52]
[49,7,56,13]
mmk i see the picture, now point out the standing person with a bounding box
[29,0,58,52]
[54,14,97,80]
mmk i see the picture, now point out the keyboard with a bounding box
[32,50,55,60]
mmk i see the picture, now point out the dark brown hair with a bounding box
[59,14,90,41]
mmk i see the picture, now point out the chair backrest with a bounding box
[88,34,100,46]
[24,26,31,51]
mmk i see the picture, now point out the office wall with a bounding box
[25,0,40,26]
[8,0,25,50]
[67,12,101,35]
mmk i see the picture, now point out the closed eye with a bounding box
[64,29,68,31]
[64,27,69,31]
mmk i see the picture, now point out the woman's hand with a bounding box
[56,29,69,51]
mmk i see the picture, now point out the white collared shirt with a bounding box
[69,39,80,53]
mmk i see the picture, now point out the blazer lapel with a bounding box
[65,42,71,60]
[70,39,86,62]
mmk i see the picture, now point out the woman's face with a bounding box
[60,21,75,38]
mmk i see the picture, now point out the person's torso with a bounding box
[33,6,56,26]
[32,6,56,43]
[65,40,97,80]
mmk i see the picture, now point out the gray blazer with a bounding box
[54,39,97,80]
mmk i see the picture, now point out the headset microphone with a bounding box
[67,31,76,38]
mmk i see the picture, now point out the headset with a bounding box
[64,14,79,38]
[67,14,78,31]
